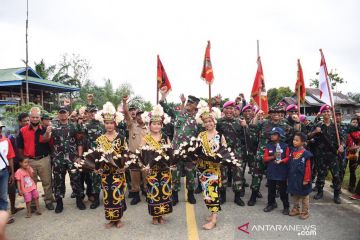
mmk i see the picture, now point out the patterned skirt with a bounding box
[101,173,127,222]
[197,160,221,213]
[146,166,173,216]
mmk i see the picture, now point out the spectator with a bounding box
[6,113,29,224]
[0,122,15,221]
[18,107,54,210]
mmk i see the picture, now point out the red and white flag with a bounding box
[319,49,333,105]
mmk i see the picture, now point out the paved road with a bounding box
[7,172,360,240]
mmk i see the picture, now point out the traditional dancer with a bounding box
[76,102,131,229]
[175,100,242,230]
[137,105,174,225]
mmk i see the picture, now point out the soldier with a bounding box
[284,104,303,145]
[248,106,297,206]
[51,106,86,213]
[159,89,200,205]
[217,101,246,206]
[82,104,104,209]
[335,110,349,186]
[241,105,258,184]
[309,105,345,204]
[74,107,93,201]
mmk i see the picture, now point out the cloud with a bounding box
[0,0,359,103]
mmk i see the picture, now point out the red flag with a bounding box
[295,59,306,103]
[251,57,268,114]
[201,41,214,84]
[157,55,172,92]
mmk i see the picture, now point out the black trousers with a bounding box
[267,179,289,208]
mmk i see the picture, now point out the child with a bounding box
[263,127,290,215]
[287,132,313,220]
[14,159,41,218]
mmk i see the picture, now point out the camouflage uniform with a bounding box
[337,122,348,184]
[82,119,104,194]
[217,118,245,192]
[51,122,83,199]
[244,117,258,176]
[250,119,292,192]
[313,121,345,194]
[160,101,199,192]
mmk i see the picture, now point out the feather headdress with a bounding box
[195,100,221,125]
[96,101,124,124]
[141,104,171,124]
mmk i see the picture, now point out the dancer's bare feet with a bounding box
[115,221,124,228]
[152,217,159,225]
[203,214,217,230]
[202,220,216,230]
[158,216,166,224]
[25,212,31,218]
[104,221,114,229]
[35,211,42,216]
[205,215,212,222]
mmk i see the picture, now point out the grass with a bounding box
[325,161,360,190]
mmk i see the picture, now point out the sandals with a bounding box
[11,207,25,215]
[7,216,15,224]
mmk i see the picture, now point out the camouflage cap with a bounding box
[86,104,98,112]
[41,113,53,120]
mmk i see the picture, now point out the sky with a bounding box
[1,0,359,104]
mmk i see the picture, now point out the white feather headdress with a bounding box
[96,101,124,124]
[141,104,171,125]
[195,100,221,125]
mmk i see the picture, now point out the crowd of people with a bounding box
[0,89,359,232]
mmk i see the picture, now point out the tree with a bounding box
[52,54,91,88]
[34,59,56,79]
[267,87,294,106]
[74,80,152,112]
[2,103,45,132]
[34,54,91,88]
[309,71,346,89]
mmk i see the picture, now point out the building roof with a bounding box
[279,88,357,107]
[306,88,356,105]
[0,67,80,92]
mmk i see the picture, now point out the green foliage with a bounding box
[33,54,152,111]
[2,103,45,131]
[199,97,230,108]
[309,72,346,89]
[34,59,56,80]
[34,54,91,88]
[75,80,152,111]
[267,87,294,106]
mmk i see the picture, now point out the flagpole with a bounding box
[209,84,212,109]
[25,0,29,104]
[257,40,262,111]
[156,55,159,104]
[297,59,301,117]
[319,49,341,147]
